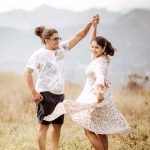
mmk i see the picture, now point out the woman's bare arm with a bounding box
[90,14,99,44]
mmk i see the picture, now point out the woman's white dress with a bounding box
[44,56,130,134]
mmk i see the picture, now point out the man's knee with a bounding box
[51,124,62,130]
[38,124,49,133]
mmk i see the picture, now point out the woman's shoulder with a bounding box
[93,56,108,65]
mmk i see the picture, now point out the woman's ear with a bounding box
[102,47,105,53]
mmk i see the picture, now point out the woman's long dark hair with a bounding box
[93,36,116,56]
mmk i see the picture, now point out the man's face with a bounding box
[46,33,61,50]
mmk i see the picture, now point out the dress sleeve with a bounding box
[94,58,107,86]
[25,52,40,71]
[59,40,70,52]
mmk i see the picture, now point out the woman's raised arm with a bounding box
[90,14,100,45]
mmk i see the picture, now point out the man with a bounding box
[25,15,99,150]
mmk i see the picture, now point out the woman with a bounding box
[43,16,130,150]
[25,15,99,150]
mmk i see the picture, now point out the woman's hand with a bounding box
[90,14,99,25]
[32,91,43,104]
[95,83,104,103]
[97,92,104,103]
[92,14,100,28]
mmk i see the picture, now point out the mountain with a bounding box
[117,8,150,29]
[0,5,121,29]
[0,6,150,86]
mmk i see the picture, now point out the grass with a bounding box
[0,72,150,150]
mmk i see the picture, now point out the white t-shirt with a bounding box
[26,41,70,94]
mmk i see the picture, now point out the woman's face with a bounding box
[91,41,105,57]
[45,33,60,50]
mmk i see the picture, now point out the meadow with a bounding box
[0,72,149,150]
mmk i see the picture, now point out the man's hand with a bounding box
[32,91,43,104]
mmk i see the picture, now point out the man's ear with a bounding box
[45,39,49,44]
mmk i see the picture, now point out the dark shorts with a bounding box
[36,91,64,125]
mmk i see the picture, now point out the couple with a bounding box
[25,15,130,150]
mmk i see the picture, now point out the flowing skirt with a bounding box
[43,87,130,135]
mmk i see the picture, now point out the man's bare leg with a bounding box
[37,124,49,150]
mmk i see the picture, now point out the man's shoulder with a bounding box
[59,40,69,50]
[32,47,44,56]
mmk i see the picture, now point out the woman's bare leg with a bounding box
[84,129,104,150]
[98,134,108,150]
[37,124,49,150]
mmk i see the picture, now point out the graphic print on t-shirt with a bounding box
[26,41,69,94]
[44,60,57,75]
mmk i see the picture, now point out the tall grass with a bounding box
[0,72,149,150]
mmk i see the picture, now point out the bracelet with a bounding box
[98,90,104,94]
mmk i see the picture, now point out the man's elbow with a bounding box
[24,69,28,77]
[24,68,32,77]
[80,32,87,39]
[76,31,86,40]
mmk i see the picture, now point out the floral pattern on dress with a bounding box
[44,56,130,135]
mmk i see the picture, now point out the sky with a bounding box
[0,0,150,12]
